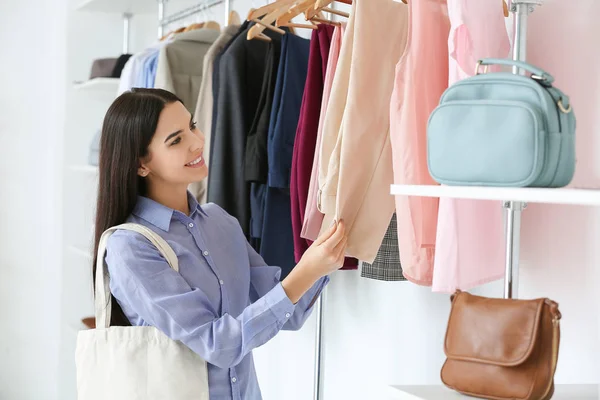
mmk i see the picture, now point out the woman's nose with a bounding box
[190,129,205,151]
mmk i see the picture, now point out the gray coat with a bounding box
[154,28,220,112]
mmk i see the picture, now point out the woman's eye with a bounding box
[190,121,198,130]
[171,137,181,146]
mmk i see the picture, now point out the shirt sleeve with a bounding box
[245,240,329,331]
[105,230,297,369]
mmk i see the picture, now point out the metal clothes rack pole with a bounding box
[157,0,226,38]
[157,0,166,39]
[313,290,326,400]
[122,13,132,54]
[503,0,543,300]
[224,0,231,26]
[160,0,225,28]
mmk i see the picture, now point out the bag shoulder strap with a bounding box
[95,223,179,329]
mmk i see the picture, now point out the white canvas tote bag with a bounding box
[75,223,209,400]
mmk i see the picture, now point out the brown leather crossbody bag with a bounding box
[441,291,561,400]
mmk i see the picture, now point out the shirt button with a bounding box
[219,280,224,285]
[231,377,237,383]
[285,313,291,318]
[203,250,209,256]
[188,223,194,228]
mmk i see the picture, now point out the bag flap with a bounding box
[444,291,545,367]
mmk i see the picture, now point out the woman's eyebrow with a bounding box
[164,130,182,143]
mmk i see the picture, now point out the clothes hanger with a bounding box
[310,16,341,27]
[193,7,220,32]
[314,0,352,9]
[307,0,351,21]
[247,0,296,20]
[255,32,273,42]
[276,0,318,26]
[228,10,242,25]
[247,0,299,40]
[183,22,204,32]
[252,18,287,35]
[320,7,349,18]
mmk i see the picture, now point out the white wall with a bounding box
[0,1,67,400]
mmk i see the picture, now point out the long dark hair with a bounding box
[93,88,182,326]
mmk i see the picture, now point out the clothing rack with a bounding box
[147,1,541,399]
[156,0,227,38]
[503,0,543,300]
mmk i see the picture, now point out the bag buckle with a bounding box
[557,98,572,114]
[474,60,489,75]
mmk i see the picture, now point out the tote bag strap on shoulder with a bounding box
[95,223,179,329]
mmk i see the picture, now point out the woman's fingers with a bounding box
[323,220,345,249]
[333,236,348,260]
[314,220,337,246]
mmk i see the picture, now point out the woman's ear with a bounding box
[138,164,150,177]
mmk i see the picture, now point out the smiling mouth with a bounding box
[185,155,205,168]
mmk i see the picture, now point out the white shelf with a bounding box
[73,78,119,94]
[70,164,99,174]
[390,185,600,207]
[67,245,93,260]
[388,384,599,400]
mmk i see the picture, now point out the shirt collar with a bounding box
[132,191,208,232]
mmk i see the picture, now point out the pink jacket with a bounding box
[391,0,450,284]
[315,0,409,263]
[432,0,510,293]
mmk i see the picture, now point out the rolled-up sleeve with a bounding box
[245,241,329,331]
[106,231,297,369]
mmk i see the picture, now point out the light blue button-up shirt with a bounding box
[105,193,329,399]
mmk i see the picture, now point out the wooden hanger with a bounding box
[204,20,221,31]
[320,7,349,18]
[247,0,299,40]
[183,22,204,32]
[228,10,241,25]
[255,32,273,42]
[311,16,341,27]
[315,0,352,8]
[252,18,287,35]
[248,0,296,20]
[503,0,509,17]
[276,0,317,26]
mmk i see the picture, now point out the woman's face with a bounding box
[138,101,208,186]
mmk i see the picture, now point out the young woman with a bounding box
[93,88,348,400]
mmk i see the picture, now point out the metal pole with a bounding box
[157,0,166,39]
[512,2,531,75]
[224,0,230,26]
[503,201,525,299]
[313,290,326,400]
[122,13,132,54]
[502,0,542,299]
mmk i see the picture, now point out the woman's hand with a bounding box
[298,220,347,278]
[282,221,347,304]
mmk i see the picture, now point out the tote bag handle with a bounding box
[94,223,179,329]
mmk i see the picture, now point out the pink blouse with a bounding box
[432,0,510,293]
[390,0,450,285]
